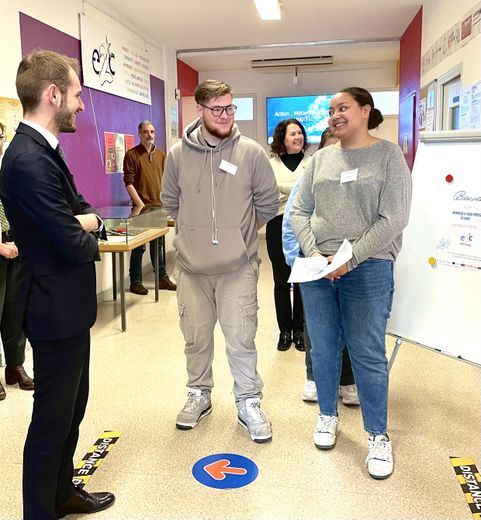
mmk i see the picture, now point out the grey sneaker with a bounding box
[314,414,339,450]
[237,398,272,443]
[176,388,212,430]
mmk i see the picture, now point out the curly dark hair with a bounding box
[270,118,309,157]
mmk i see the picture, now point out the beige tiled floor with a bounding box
[0,239,479,519]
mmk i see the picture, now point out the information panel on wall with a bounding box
[80,15,151,105]
[387,133,481,365]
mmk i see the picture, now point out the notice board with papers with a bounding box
[387,131,481,365]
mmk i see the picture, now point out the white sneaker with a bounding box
[365,433,393,479]
[339,384,360,405]
[313,414,339,450]
[237,398,272,443]
[302,380,318,402]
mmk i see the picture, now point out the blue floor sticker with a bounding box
[192,453,258,489]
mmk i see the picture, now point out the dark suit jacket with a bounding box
[0,122,99,341]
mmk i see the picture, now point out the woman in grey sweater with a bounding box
[291,87,411,480]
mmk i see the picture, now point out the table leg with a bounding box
[111,253,117,301]
[154,238,159,303]
[161,235,166,268]
[119,251,126,332]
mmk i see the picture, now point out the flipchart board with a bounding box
[387,131,481,365]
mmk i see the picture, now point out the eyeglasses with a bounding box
[199,104,237,117]
[0,134,6,142]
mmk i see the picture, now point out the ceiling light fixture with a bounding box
[253,0,281,20]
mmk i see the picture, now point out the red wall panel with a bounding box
[177,60,199,136]
[399,7,422,170]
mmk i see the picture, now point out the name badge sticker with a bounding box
[340,168,358,184]
[219,160,238,176]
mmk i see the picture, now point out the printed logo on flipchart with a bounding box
[91,36,116,86]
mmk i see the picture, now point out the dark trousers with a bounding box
[305,320,355,384]
[0,256,28,366]
[129,240,166,283]
[266,215,303,332]
[302,294,354,385]
[23,331,90,520]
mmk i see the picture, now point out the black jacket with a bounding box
[0,122,99,340]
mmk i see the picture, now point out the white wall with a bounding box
[0,0,176,297]
[421,0,481,86]
[199,62,399,152]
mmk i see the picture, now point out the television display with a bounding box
[266,94,333,144]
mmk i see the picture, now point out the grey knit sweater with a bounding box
[290,139,412,271]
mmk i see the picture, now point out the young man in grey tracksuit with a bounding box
[161,79,278,442]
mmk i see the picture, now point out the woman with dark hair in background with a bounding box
[291,87,411,479]
[267,119,310,352]
[282,128,359,406]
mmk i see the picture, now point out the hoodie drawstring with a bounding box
[210,148,219,245]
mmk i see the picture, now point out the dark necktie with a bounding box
[56,143,66,161]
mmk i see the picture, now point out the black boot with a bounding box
[293,330,305,351]
[277,330,292,351]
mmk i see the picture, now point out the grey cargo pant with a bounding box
[175,257,264,401]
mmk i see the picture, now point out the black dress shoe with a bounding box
[56,486,115,518]
[5,365,34,390]
[277,330,292,351]
[293,330,305,351]
[0,381,6,401]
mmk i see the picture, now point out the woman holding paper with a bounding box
[291,87,411,479]
[267,119,311,352]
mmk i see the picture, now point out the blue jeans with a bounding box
[129,240,167,283]
[300,258,394,435]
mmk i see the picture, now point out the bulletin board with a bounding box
[0,97,23,139]
[387,131,481,365]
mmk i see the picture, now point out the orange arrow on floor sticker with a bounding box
[204,459,248,480]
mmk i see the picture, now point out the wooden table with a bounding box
[99,227,170,331]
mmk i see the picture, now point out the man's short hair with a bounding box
[16,50,80,114]
[138,120,155,131]
[194,80,233,104]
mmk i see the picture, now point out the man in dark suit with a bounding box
[0,50,115,520]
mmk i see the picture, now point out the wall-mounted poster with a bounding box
[419,81,437,132]
[80,14,151,105]
[104,132,134,174]
[460,80,481,130]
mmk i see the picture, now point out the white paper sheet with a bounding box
[288,239,353,283]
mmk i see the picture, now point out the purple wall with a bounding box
[19,13,166,207]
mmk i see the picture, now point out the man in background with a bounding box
[0,49,114,520]
[162,79,278,443]
[123,120,176,295]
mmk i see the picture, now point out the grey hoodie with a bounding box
[161,119,279,275]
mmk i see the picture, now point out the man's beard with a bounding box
[203,118,233,139]
[55,102,77,133]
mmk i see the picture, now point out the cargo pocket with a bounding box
[241,302,258,347]
[178,303,193,344]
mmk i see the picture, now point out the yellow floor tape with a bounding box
[73,431,121,487]
[451,457,481,519]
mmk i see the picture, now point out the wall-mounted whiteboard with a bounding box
[387,132,481,365]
